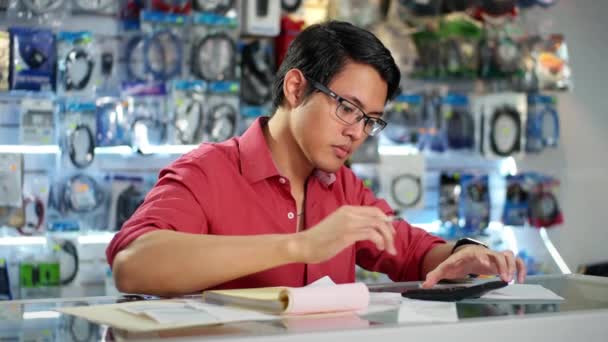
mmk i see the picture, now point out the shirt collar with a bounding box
[238,117,336,187]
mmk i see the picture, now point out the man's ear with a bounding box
[282,69,307,109]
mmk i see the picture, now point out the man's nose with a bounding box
[343,118,366,140]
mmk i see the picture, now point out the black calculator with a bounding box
[367,280,509,302]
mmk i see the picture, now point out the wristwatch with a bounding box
[451,237,488,255]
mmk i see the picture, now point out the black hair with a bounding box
[271,20,401,112]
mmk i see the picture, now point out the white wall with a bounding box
[520,0,608,271]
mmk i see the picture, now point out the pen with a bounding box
[385,216,404,222]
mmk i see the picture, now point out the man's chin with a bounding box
[315,159,345,173]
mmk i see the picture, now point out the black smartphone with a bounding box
[367,280,509,302]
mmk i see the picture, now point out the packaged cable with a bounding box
[439,172,462,230]
[170,79,207,145]
[95,96,130,147]
[7,0,70,26]
[57,31,98,96]
[137,9,187,81]
[472,92,527,159]
[204,80,239,143]
[190,10,239,82]
[122,81,169,152]
[58,99,97,170]
[9,27,55,91]
[46,171,109,232]
[441,93,475,151]
[502,174,529,226]
[97,35,121,92]
[460,173,490,235]
[72,0,118,15]
[382,93,423,146]
[20,96,56,145]
[525,93,559,153]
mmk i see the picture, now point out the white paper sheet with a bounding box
[398,299,459,323]
[119,300,278,325]
[480,284,564,301]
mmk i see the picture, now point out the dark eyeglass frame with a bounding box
[306,77,387,136]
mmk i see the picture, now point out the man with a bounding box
[107,21,525,297]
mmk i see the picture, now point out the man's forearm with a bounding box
[112,230,301,296]
[420,243,455,279]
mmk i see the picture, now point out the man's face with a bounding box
[290,62,388,173]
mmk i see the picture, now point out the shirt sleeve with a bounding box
[341,168,446,281]
[105,156,211,267]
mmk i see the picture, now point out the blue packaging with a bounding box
[9,27,55,91]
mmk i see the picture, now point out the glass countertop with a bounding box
[1,274,607,341]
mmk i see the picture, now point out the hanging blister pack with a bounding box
[123,81,169,152]
[531,34,571,91]
[382,93,423,146]
[442,93,475,150]
[190,11,239,82]
[56,31,98,96]
[20,97,55,145]
[460,173,490,235]
[72,0,118,15]
[96,96,130,147]
[7,0,70,25]
[379,153,426,212]
[527,172,563,229]
[97,35,121,92]
[478,22,525,80]
[503,173,529,226]
[0,153,23,207]
[417,91,447,153]
[170,80,207,145]
[439,15,483,79]
[472,92,526,158]
[138,10,187,81]
[192,0,237,16]
[108,174,148,231]
[0,153,24,229]
[59,100,97,170]
[20,172,50,236]
[0,95,21,144]
[526,93,558,153]
[9,27,55,91]
[204,80,240,142]
[0,31,9,91]
[240,0,280,36]
[240,38,275,107]
[439,172,462,229]
[47,172,109,232]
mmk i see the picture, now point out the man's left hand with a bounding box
[421,245,527,288]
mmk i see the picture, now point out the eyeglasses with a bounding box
[306,77,387,137]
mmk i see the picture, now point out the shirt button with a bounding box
[279,177,286,184]
[287,212,295,219]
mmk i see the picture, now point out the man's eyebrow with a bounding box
[344,95,384,117]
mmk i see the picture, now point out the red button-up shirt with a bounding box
[106,118,445,289]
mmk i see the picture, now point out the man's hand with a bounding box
[421,245,527,288]
[293,205,396,264]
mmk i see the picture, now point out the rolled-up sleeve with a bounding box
[344,169,445,281]
[105,156,211,267]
